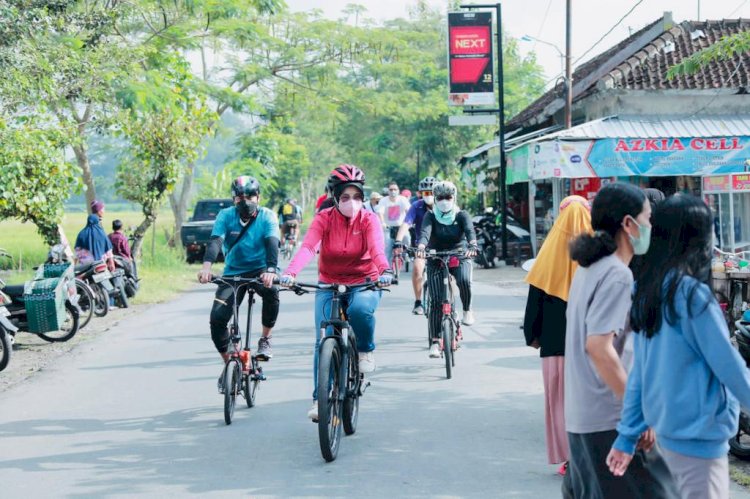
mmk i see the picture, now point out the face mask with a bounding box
[389,189,398,198]
[435,200,456,225]
[338,199,363,218]
[423,195,434,206]
[627,216,651,255]
[237,200,257,218]
[436,199,454,213]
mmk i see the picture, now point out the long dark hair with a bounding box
[630,194,713,338]
[570,182,646,267]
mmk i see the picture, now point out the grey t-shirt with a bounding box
[564,253,633,434]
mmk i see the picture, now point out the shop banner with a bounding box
[448,12,494,106]
[587,137,750,177]
[702,175,730,192]
[733,174,750,191]
[528,140,596,180]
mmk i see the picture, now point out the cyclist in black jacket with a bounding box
[416,181,478,358]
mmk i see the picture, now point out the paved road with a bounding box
[1,267,749,498]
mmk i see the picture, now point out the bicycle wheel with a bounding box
[0,329,11,372]
[75,279,95,329]
[343,342,360,436]
[441,317,453,379]
[223,359,241,425]
[92,284,109,317]
[38,302,79,343]
[317,338,343,462]
[392,256,400,282]
[244,363,260,408]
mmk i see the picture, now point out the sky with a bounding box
[286,0,750,86]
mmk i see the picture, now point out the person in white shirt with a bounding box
[381,182,412,261]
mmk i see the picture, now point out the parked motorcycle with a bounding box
[0,276,80,343]
[75,259,131,315]
[731,318,750,459]
[473,216,498,269]
[0,286,18,371]
[113,255,139,299]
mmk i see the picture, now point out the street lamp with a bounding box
[520,35,564,73]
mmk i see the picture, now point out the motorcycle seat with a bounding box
[2,284,25,298]
[75,263,94,273]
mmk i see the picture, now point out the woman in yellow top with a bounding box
[523,195,592,475]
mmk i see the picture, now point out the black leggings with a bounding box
[426,257,472,340]
[209,271,280,353]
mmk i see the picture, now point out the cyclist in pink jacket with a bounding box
[281,164,392,420]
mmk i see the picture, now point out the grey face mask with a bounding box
[237,200,257,218]
[627,217,651,255]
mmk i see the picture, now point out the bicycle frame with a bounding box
[424,250,463,349]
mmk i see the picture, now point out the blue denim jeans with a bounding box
[312,287,382,400]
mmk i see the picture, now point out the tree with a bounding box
[0,117,80,244]
[116,94,214,258]
[0,0,144,207]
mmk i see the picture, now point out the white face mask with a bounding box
[423,195,434,206]
[436,199,454,213]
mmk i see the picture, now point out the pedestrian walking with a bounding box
[523,195,592,474]
[607,194,750,499]
[562,182,677,499]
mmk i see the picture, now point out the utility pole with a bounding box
[460,3,508,262]
[565,0,572,129]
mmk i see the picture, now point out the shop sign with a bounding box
[703,175,730,192]
[733,174,750,191]
[448,12,494,106]
[588,136,750,176]
[528,140,596,180]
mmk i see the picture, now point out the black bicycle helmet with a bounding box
[418,176,438,192]
[231,176,260,197]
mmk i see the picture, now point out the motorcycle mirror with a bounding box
[521,258,536,272]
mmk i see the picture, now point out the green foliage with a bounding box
[668,31,750,78]
[0,118,80,244]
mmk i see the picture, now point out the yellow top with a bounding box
[525,195,593,302]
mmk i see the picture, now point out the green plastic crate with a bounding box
[35,262,74,280]
[23,277,66,334]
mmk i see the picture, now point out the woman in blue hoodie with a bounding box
[607,194,750,498]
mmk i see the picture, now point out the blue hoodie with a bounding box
[613,276,750,459]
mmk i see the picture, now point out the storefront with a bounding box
[702,174,750,252]
[502,116,750,255]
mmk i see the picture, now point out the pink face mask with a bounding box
[338,199,363,218]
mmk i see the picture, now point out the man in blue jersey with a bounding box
[198,176,280,369]
[393,176,437,315]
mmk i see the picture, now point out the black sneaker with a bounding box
[412,301,424,315]
[256,336,273,361]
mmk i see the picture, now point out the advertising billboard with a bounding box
[448,12,495,106]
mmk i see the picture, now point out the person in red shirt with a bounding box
[108,219,132,260]
[280,164,392,421]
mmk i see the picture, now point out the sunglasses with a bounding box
[436,195,453,201]
[419,191,432,197]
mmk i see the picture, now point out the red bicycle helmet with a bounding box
[328,164,365,199]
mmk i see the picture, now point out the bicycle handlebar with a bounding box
[210,275,264,286]
[287,281,387,295]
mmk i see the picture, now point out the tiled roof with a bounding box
[600,19,750,90]
[508,16,750,130]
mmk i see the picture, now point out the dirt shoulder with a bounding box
[0,304,150,393]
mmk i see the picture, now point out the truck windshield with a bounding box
[193,200,232,221]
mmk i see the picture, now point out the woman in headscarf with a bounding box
[523,195,592,475]
[75,209,115,270]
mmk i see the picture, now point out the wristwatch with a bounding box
[266,267,278,274]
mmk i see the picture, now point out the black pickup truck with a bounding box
[180,198,233,263]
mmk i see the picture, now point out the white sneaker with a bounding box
[429,342,441,358]
[307,401,318,421]
[359,351,376,373]
[462,310,475,326]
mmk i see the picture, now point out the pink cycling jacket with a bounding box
[284,207,389,285]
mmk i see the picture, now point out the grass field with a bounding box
[0,211,200,304]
